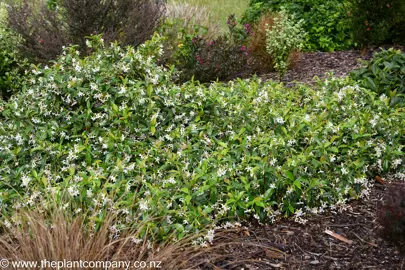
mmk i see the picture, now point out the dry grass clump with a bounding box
[166,1,220,39]
[0,207,277,269]
[250,12,276,68]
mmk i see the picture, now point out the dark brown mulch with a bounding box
[258,46,405,87]
[187,183,405,270]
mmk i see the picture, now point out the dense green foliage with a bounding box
[0,36,403,240]
[242,0,353,51]
[347,0,405,46]
[351,49,405,107]
[0,3,26,100]
[265,12,306,77]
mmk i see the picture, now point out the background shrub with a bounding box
[0,2,26,101]
[159,14,265,83]
[350,48,405,107]
[157,18,211,79]
[347,0,405,47]
[7,0,166,62]
[242,0,353,51]
[265,12,305,78]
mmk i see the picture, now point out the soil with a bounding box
[257,45,405,87]
[188,183,405,270]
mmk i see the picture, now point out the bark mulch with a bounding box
[257,45,405,87]
[188,183,405,270]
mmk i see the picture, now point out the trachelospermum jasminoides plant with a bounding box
[0,35,404,240]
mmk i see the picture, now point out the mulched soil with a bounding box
[257,45,405,87]
[188,183,405,270]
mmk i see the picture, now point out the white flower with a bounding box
[393,159,402,168]
[369,118,377,128]
[205,229,215,244]
[85,40,92,48]
[131,237,143,244]
[121,65,130,73]
[275,117,284,124]
[21,175,31,187]
[118,86,127,94]
[341,165,348,175]
[86,189,93,198]
[217,167,227,177]
[139,200,149,211]
[68,185,80,197]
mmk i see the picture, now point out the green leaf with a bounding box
[328,147,338,153]
[173,223,185,232]
[150,125,156,135]
[285,171,295,181]
[217,141,227,148]
[180,188,189,194]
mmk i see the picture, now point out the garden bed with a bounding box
[188,183,405,269]
[258,45,405,87]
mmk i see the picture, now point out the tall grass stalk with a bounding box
[168,0,249,32]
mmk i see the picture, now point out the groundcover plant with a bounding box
[0,35,403,241]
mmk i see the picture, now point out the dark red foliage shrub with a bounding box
[377,184,405,250]
[187,36,262,83]
[7,0,166,62]
[166,14,268,83]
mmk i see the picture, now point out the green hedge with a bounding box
[242,0,353,51]
[351,48,405,107]
[347,0,405,46]
[0,3,26,101]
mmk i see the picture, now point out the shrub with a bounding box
[242,0,353,51]
[0,35,404,240]
[347,0,405,47]
[0,3,27,100]
[377,184,405,250]
[185,35,256,82]
[7,0,166,62]
[265,12,306,78]
[157,18,210,80]
[350,48,405,107]
[159,15,263,83]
